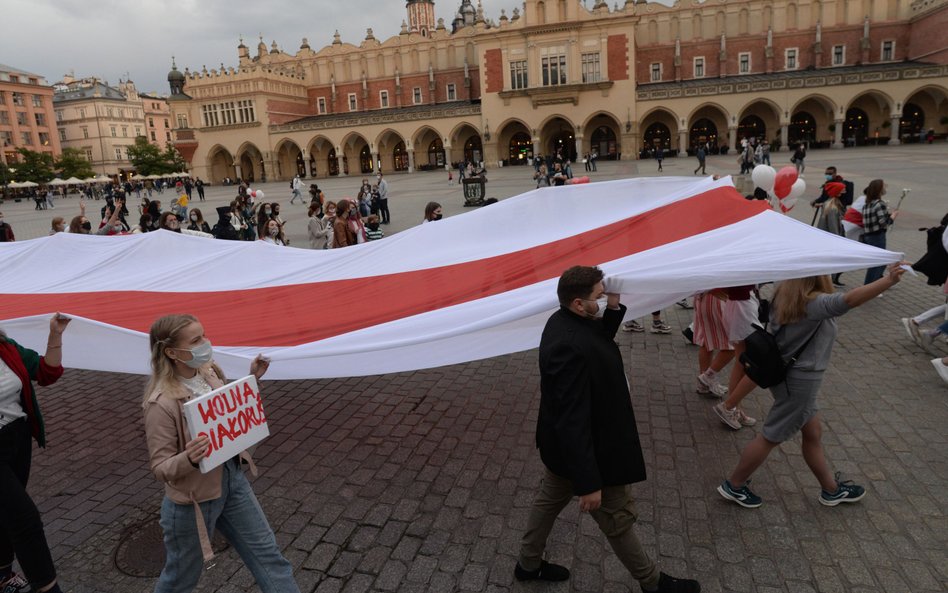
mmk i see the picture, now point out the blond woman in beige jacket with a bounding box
[143,314,299,593]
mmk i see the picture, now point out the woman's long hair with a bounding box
[864,179,885,202]
[144,314,223,405]
[772,276,834,325]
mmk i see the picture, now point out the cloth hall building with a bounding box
[166,0,948,184]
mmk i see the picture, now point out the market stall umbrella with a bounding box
[94,175,112,184]
[47,178,67,186]
[173,171,190,178]
[63,177,84,185]
[82,177,98,183]
[18,181,39,188]
[146,174,162,180]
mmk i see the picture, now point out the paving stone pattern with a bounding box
[13,145,948,592]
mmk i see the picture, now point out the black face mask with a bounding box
[434,214,443,221]
[81,221,92,231]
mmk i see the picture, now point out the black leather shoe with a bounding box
[514,560,570,582]
[653,572,701,593]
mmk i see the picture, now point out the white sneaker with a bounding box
[902,318,922,347]
[932,358,948,386]
[713,402,741,429]
[698,371,728,397]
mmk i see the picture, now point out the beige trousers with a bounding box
[518,467,660,589]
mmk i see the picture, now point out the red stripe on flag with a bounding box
[2,188,767,346]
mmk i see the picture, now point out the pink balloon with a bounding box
[773,166,798,199]
[567,176,590,185]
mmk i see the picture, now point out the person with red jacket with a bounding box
[0,314,71,593]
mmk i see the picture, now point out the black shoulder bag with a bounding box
[740,320,823,388]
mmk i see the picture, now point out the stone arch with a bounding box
[340,132,371,176]
[206,145,234,185]
[845,90,895,144]
[235,142,264,183]
[274,138,304,181]
[412,126,444,169]
[738,99,782,144]
[789,94,837,145]
[638,107,680,154]
[539,115,578,161]
[448,122,482,166]
[375,128,407,172]
[496,118,533,165]
[900,85,948,142]
[687,103,729,150]
[306,135,334,178]
[582,111,622,160]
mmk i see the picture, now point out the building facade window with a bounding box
[785,48,798,70]
[176,114,188,128]
[122,126,128,137]
[149,117,154,127]
[510,60,528,89]
[38,132,49,146]
[738,52,751,74]
[82,127,89,139]
[32,95,42,108]
[446,83,456,101]
[650,62,662,82]
[107,107,113,117]
[317,97,327,114]
[150,131,157,141]
[55,110,63,122]
[166,131,171,141]
[541,51,568,86]
[0,131,12,146]
[412,87,422,104]
[581,52,601,83]
[832,44,845,66]
[16,112,27,126]
[34,113,46,127]
[135,126,142,136]
[78,108,85,118]
[202,104,219,127]
[694,57,705,78]
[115,147,123,160]
[881,40,895,61]
[0,112,8,125]
[379,90,389,108]
[12,93,23,106]
[59,129,66,142]
[84,149,93,161]
[21,132,32,145]
[238,100,254,122]
[348,93,358,111]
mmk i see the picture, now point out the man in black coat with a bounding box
[515,266,700,593]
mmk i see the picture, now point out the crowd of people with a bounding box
[1,156,946,593]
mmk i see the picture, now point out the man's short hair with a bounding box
[825,166,837,174]
[557,266,604,307]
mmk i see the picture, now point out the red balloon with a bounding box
[773,166,798,199]
[567,176,590,185]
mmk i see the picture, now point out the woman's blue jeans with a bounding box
[155,459,299,593]
[861,231,887,284]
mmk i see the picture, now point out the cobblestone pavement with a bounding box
[10,144,948,592]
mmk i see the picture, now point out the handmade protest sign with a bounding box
[182,375,269,473]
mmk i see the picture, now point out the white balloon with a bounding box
[787,178,806,201]
[751,165,777,193]
[255,190,265,201]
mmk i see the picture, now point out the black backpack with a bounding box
[740,320,822,388]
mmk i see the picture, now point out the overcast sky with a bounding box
[4,0,672,95]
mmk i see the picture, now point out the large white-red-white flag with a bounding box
[1,177,899,379]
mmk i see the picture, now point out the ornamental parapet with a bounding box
[635,63,948,102]
[270,102,482,133]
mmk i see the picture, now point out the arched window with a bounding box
[789,111,816,144]
[844,107,869,145]
[738,115,766,144]
[690,118,718,147]
[644,122,671,150]
[428,138,445,166]
[509,132,531,162]
[393,141,409,171]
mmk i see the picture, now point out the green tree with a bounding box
[126,136,167,175]
[12,148,55,183]
[55,148,95,179]
[161,144,187,172]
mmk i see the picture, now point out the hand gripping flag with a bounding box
[0,177,900,380]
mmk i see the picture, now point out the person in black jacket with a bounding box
[515,266,700,593]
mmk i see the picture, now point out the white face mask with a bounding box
[269,226,279,237]
[592,297,609,318]
[176,340,213,369]
[190,214,198,221]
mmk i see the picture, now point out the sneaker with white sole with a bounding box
[697,371,728,397]
[819,472,866,506]
[737,407,757,427]
[713,402,742,429]
[932,358,948,385]
[650,320,672,334]
[718,479,762,508]
[622,320,644,332]
[696,379,710,395]
[0,572,31,593]
[901,318,922,347]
